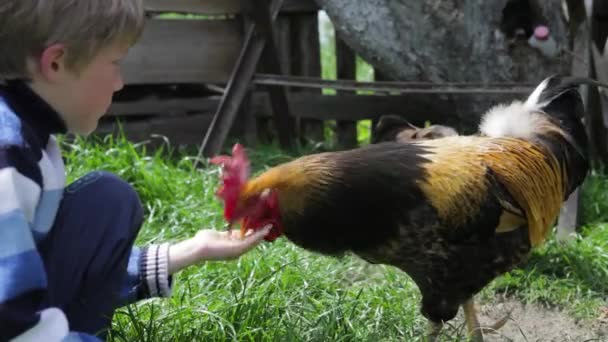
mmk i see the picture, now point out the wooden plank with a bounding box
[108,92,521,123]
[371,70,390,141]
[108,97,221,116]
[145,0,318,15]
[591,0,608,50]
[292,13,324,144]
[587,0,608,164]
[104,92,527,151]
[579,4,607,164]
[269,15,293,140]
[335,37,358,148]
[591,43,608,127]
[263,93,513,124]
[590,0,608,136]
[251,0,296,149]
[198,0,291,159]
[556,15,595,239]
[97,113,239,147]
[253,74,536,93]
[277,17,292,78]
[121,19,241,84]
[239,91,257,145]
[592,42,608,83]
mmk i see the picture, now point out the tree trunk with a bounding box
[314,0,578,130]
[315,0,570,82]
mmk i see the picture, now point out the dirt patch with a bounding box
[452,298,608,342]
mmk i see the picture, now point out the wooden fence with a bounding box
[103,0,323,147]
[100,0,533,151]
[101,0,608,156]
[96,0,608,234]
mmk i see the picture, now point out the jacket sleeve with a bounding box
[119,243,173,306]
[0,147,102,342]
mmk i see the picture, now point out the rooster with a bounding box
[371,114,458,143]
[211,76,603,341]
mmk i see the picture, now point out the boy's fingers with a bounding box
[241,225,272,245]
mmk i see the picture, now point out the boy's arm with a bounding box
[118,227,271,305]
[0,147,102,342]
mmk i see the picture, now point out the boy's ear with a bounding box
[38,44,69,82]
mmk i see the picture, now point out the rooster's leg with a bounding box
[462,298,484,342]
[426,320,443,342]
[481,310,512,333]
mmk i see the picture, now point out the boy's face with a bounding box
[31,42,128,135]
[58,44,127,134]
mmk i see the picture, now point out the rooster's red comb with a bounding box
[210,144,250,221]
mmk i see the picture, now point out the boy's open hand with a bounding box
[168,225,271,274]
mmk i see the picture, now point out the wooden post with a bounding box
[556,6,596,240]
[255,14,292,143]
[370,70,390,142]
[240,89,257,146]
[197,0,294,160]
[335,37,358,148]
[251,0,296,149]
[291,12,324,144]
[591,0,608,51]
[588,0,608,165]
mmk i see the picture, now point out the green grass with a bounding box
[485,223,608,320]
[59,11,607,340]
[62,135,436,341]
[478,172,608,321]
[60,133,608,341]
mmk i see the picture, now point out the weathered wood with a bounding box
[240,91,257,146]
[370,70,389,141]
[109,92,520,126]
[145,0,318,15]
[256,15,291,142]
[197,21,264,158]
[198,0,292,159]
[591,43,608,129]
[260,93,519,129]
[556,22,593,239]
[97,113,242,148]
[591,0,608,51]
[253,74,536,93]
[591,0,608,130]
[277,17,292,78]
[335,37,358,148]
[291,13,324,144]
[245,15,289,145]
[586,0,608,165]
[109,97,220,116]
[122,19,241,84]
[250,0,295,149]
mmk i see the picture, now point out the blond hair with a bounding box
[0,0,145,80]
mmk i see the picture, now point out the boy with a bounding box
[0,1,271,341]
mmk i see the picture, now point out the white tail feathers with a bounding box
[479,77,551,139]
[524,77,550,109]
[479,101,547,139]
